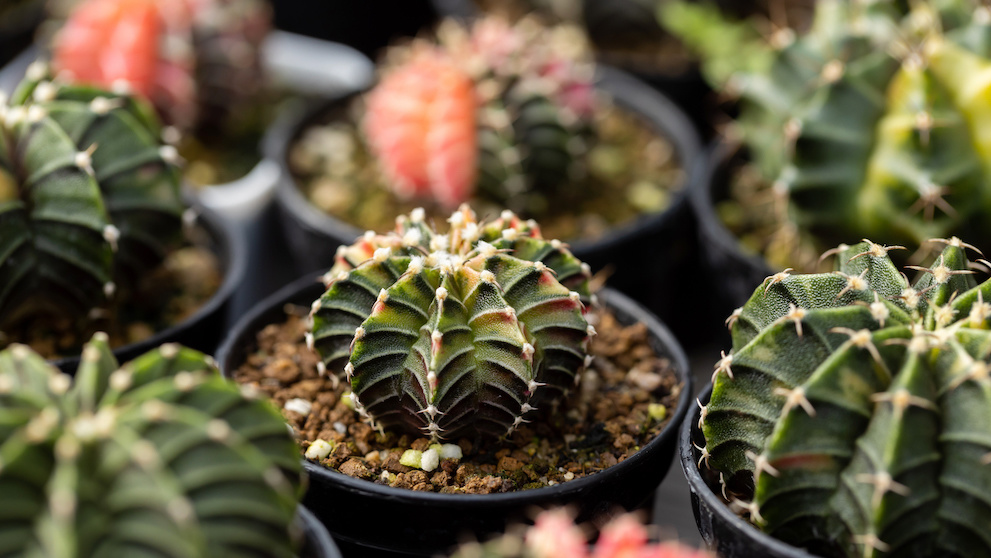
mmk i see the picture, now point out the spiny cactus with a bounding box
[0,66,184,332]
[309,205,595,441]
[698,237,991,557]
[450,508,714,558]
[363,15,596,211]
[0,333,302,556]
[662,0,991,269]
[50,0,270,136]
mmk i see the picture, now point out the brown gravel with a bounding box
[233,302,682,494]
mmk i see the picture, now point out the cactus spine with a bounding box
[0,67,184,330]
[700,238,991,557]
[310,205,595,441]
[662,0,991,269]
[362,15,596,211]
[0,334,302,557]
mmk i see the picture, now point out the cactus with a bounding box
[0,333,302,556]
[661,0,991,269]
[309,205,595,441]
[0,66,185,334]
[50,0,270,136]
[698,237,991,556]
[362,15,596,211]
[449,508,714,558]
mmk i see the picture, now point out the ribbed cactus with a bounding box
[309,205,595,441]
[0,334,302,556]
[0,67,184,331]
[699,238,991,557]
[50,0,270,135]
[662,0,991,269]
[363,15,596,211]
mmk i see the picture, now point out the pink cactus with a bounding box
[524,509,590,558]
[363,48,477,209]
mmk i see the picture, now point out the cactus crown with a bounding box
[309,205,595,441]
[0,67,184,332]
[700,237,991,556]
[51,0,270,135]
[362,15,596,211]
[0,334,302,556]
[662,0,991,268]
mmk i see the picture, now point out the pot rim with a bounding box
[266,63,702,259]
[296,504,342,558]
[680,385,817,558]
[217,273,693,507]
[49,202,247,371]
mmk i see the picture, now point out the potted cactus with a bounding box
[0,333,343,557]
[682,237,991,557]
[661,0,991,322]
[0,65,242,371]
[449,507,713,558]
[218,205,692,557]
[272,13,702,342]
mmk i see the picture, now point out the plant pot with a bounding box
[269,64,706,346]
[49,203,246,375]
[686,141,772,346]
[680,386,815,558]
[296,504,344,558]
[217,275,693,558]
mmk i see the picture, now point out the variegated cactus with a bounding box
[0,66,184,332]
[363,15,596,211]
[0,334,302,556]
[661,0,991,269]
[309,205,595,441]
[699,237,991,557]
[50,0,270,135]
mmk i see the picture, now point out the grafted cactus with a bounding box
[661,0,991,269]
[363,15,596,211]
[0,334,302,556]
[699,238,991,557]
[309,205,595,441]
[0,67,184,330]
[50,0,271,135]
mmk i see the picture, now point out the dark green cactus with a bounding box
[0,64,184,329]
[661,0,991,269]
[699,237,991,557]
[309,205,594,441]
[0,333,302,557]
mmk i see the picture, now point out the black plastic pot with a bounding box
[269,64,707,346]
[217,275,693,558]
[296,504,344,558]
[50,204,246,374]
[680,386,815,558]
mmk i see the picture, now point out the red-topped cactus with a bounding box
[51,0,270,135]
[362,15,596,210]
[309,205,595,441]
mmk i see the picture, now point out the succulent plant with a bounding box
[362,15,596,211]
[50,0,271,136]
[0,333,302,556]
[309,205,595,441]
[698,237,991,556]
[450,508,714,558]
[661,0,991,269]
[0,66,184,332]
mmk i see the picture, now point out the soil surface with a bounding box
[233,304,682,494]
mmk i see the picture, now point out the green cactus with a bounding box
[0,64,184,332]
[0,333,302,557]
[661,0,991,269]
[698,237,991,557]
[309,205,594,441]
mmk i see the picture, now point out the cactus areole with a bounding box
[700,238,991,557]
[309,205,595,441]
[0,66,184,332]
[0,334,302,556]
